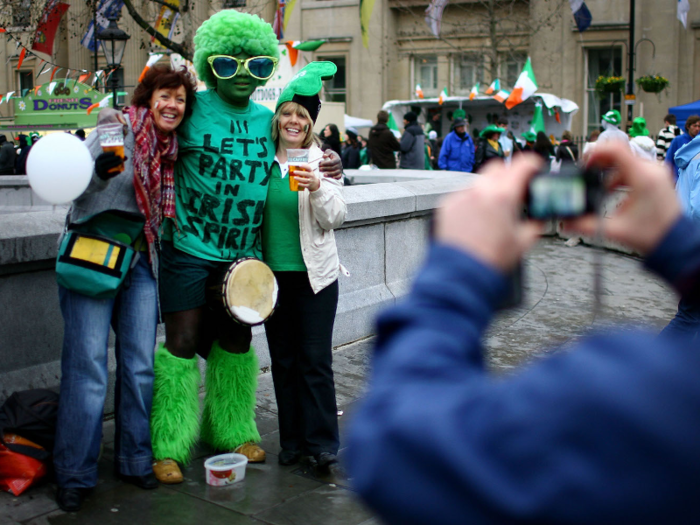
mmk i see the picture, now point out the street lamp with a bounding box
[97,14,130,109]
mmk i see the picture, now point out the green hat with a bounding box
[629,116,650,138]
[521,131,537,143]
[276,61,337,123]
[602,109,621,126]
[452,109,466,120]
[480,124,503,138]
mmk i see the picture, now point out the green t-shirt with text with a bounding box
[170,90,275,261]
[262,161,306,272]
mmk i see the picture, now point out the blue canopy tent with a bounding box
[669,99,700,130]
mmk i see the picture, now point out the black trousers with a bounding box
[264,272,339,456]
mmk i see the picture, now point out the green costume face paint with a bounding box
[215,53,268,108]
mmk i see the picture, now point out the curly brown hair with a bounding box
[131,65,197,118]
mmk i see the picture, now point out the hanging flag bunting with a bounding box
[21,88,28,97]
[284,0,298,33]
[38,63,51,76]
[283,39,327,66]
[415,84,424,99]
[273,0,286,39]
[16,48,26,69]
[273,0,299,40]
[5,91,15,103]
[678,0,690,28]
[424,0,449,38]
[87,94,113,115]
[81,0,125,51]
[493,89,510,103]
[554,107,561,124]
[284,42,299,67]
[469,82,479,101]
[93,70,105,86]
[49,67,60,82]
[485,79,500,95]
[569,0,592,32]
[360,0,377,48]
[438,87,448,105]
[529,102,546,135]
[138,54,164,82]
[292,40,326,52]
[78,73,90,83]
[48,82,57,95]
[32,0,70,55]
[505,57,538,110]
[151,0,180,48]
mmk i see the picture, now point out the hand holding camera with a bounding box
[436,145,681,274]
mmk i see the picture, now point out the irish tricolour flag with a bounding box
[485,79,500,95]
[505,57,538,110]
[493,89,510,104]
[438,87,448,105]
[469,82,479,101]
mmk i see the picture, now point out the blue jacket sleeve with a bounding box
[347,220,700,525]
[438,134,452,170]
[466,137,475,172]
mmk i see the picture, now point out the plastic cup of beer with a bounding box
[96,122,125,174]
[287,149,309,192]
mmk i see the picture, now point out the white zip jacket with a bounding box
[276,145,347,293]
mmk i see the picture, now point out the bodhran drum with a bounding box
[207,258,279,326]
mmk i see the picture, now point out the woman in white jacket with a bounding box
[262,62,346,471]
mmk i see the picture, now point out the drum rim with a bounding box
[220,257,278,327]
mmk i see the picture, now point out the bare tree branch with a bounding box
[122,0,192,60]
[148,0,180,12]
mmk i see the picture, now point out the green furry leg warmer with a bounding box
[151,344,201,464]
[200,341,261,450]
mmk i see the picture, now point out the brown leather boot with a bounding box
[234,442,266,463]
[152,459,183,484]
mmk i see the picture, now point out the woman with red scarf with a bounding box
[53,65,196,512]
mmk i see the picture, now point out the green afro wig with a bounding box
[193,10,280,90]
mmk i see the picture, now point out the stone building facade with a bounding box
[1,0,699,138]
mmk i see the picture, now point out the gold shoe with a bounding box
[152,459,183,484]
[234,442,266,463]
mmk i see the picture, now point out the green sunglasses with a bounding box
[207,55,279,81]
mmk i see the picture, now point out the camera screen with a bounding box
[528,176,586,219]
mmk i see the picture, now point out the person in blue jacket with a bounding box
[438,118,475,172]
[347,144,700,525]
[666,114,700,181]
[663,134,700,339]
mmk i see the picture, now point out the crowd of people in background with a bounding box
[3,108,693,179]
[0,129,84,175]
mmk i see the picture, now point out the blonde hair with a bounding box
[272,101,319,149]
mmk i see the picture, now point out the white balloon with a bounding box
[26,133,94,204]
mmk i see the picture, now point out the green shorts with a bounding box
[159,241,230,313]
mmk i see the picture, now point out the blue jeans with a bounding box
[54,256,158,488]
[660,296,700,341]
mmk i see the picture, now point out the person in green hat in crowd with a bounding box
[629,117,658,161]
[521,131,537,152]
[150,9,342,485]
[597,109,629,145]
[473,124,504,172]
[263,61,347,472]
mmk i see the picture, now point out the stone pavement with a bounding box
[0,238,679,525]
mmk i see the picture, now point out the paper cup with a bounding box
[204,453,248,486]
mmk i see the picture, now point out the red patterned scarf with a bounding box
[126,106,178,259]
